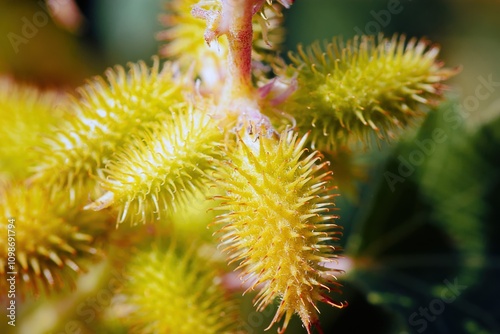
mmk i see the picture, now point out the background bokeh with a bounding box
[1,1,499,333]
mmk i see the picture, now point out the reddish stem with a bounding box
[221,0,255,100]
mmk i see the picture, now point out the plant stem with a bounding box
[221,0,255,100]
[193,0,271,132]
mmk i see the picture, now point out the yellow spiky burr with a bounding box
[213,129,346,333]
[30,57,188,202]
[121,246,243,334]
[0,78,66,181]
[86,102,225,226]
[0,181,110,298]
[270,34,458,150]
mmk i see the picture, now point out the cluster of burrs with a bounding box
[0,0,456,332]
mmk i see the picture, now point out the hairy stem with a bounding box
[193,0,272,132]
[221,0,255,100]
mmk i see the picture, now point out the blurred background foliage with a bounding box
[1,0,500,333]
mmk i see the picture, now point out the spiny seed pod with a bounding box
[213,130,345,333]
[30,57,187,202]
[86,103,224,226]
[122,246,242,334]
[0,181,109,298]
[0,78,66,181]
[271,34,458,150]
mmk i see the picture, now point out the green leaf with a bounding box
[339,99,500,333]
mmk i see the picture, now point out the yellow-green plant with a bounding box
[0,1,458,333]
[121,246,242,334]
[0,180,109,297]
[0,78,66,181]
